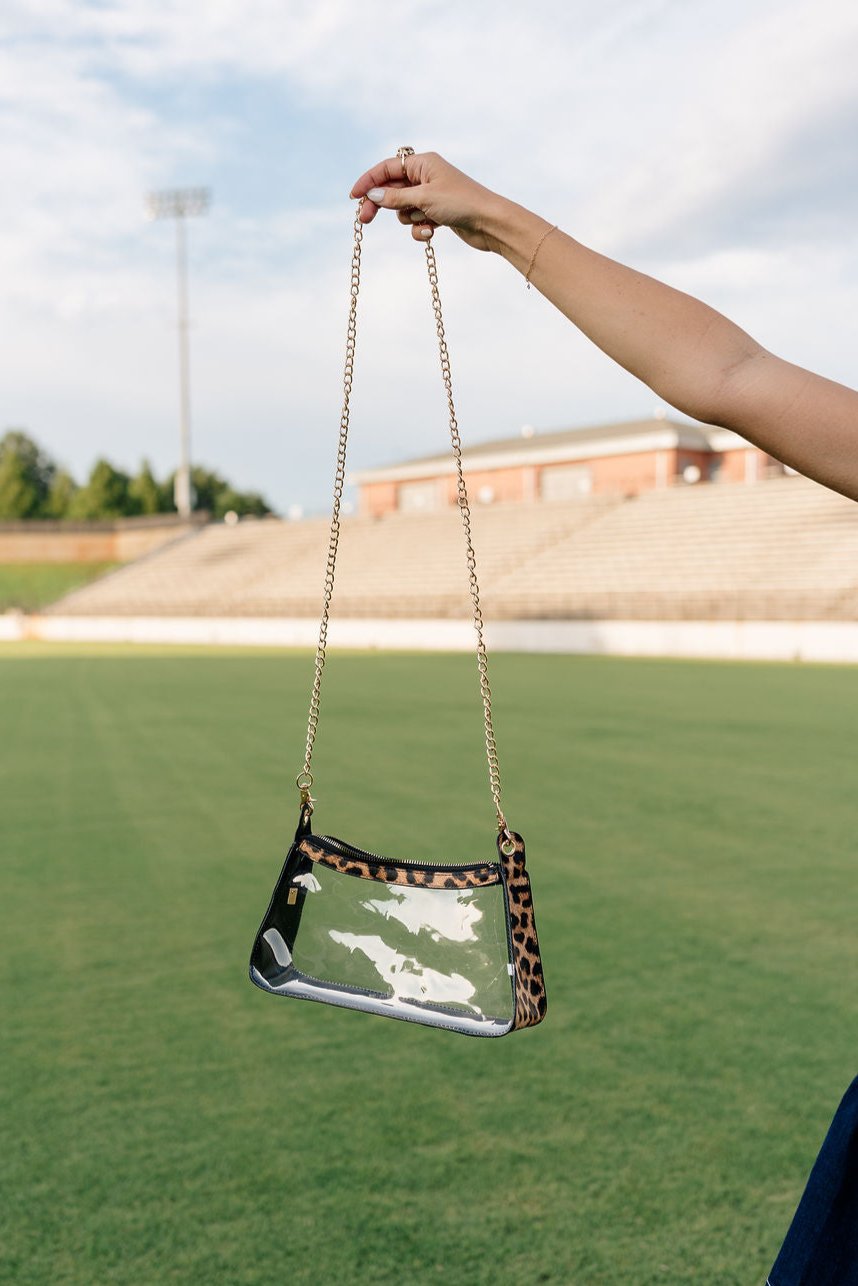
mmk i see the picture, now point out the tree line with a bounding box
[0,430,272,521]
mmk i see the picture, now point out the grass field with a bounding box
[0,562,120,612]
[2,645,858,1285]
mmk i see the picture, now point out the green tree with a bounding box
[68,459,136,519]
[188,465,225,514]
[0,428,275,522]
[165,466,273,519]
[0,430,57,518]
[213,486,271,520]
[43,469,79,518]
[128,460,167,515]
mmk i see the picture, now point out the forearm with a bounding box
[480,196,858,501]
[483,198,761,427]
[353,151,858,501]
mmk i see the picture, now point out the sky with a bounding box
[1,0,857,515]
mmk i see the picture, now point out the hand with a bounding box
[349,151,508,252]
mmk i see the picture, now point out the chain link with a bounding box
[298,204,363,801]
[422,241,508,836]
[299,203,509,838]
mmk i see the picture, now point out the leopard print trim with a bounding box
[296,837,501,890]
[498,831,547,1029]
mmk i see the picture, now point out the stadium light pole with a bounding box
[146,187,211,518]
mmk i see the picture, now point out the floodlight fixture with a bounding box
[146,186,212,517]
[146,188,211,221]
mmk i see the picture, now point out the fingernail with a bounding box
[418,226,432,239]
[409,210,423,222]
[366,187,386,203]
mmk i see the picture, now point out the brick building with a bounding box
[353,414,785,518]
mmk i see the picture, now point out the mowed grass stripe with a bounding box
[1,648,857,1284]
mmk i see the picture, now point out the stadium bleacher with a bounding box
[47,475,858,622]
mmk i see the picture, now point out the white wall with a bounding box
[4,613,858,663]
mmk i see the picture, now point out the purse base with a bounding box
[249,963,514,1038]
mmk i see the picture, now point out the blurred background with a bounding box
[2,0,857,518]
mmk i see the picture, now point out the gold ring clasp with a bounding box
[296,771,316,812]
[499,823,516,857]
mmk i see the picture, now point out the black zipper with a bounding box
[315,833,498,872]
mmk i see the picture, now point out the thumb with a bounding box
[365,184,424,211]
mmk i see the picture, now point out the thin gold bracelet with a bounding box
[525,224,559,289]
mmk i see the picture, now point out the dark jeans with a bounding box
[769,1076,858,1285]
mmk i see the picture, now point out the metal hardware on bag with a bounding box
[298,181,511,836]
[297,771,316,814]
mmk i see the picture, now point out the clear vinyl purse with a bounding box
[249,155,547,1037]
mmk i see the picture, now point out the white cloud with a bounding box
[585,0,858,257]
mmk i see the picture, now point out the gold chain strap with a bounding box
[423,240,508,838]
[298,199,512,844]
[296,204,362,807]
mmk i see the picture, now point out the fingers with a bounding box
[351,154,427,225]
[357,183,428,226]
[403,208,436,241]
[365,183,424,211]
[350,156,410,198]
[354,180,409,224]
[350,153,435,238]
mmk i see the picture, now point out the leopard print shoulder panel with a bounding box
[296,836,501,890]
[499,831,547,1030]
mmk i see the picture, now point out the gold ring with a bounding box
[499,826,516,856]
[397,145,415,179]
